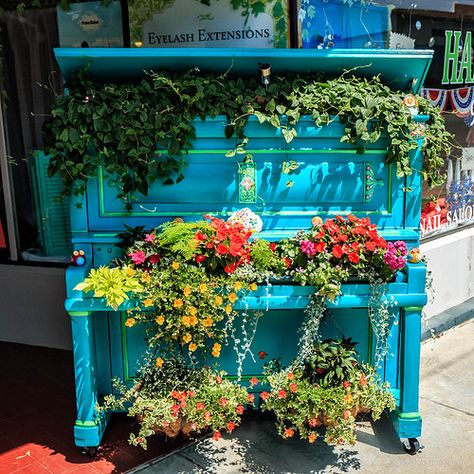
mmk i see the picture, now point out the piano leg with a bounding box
[391,306,423,453]
[70,311,108,451]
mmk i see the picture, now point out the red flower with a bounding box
[236,404,245,415]
[219,397,228,407]
[339,234,348,242]
[343,410,351,420]
[260,391,270,401]
[258,351,267,360]
[188,390,195,398]
[313,230,325,239]
[196,402,205,410]
[195,254,207,263]
[227,421,236,433]
[332,245,343,258]
[248,393,255,403]
[269,242,277,252]
[359,374,367,386]
[216,244,228,255]
[347,214,359,223]
[283,257,292,268]
[350,241,360,252]
[365,241,376,251]
[149,254,160,264]
[249,377,259,387]
[278,389,287,399]
[288,373,294,380]
[314,242,326,252]
[316,367,324,374]
[195,231,206,241]
[309,417,319,427]
[347,252,360,264]
[343,381,350,389]
[171,404,180,417]
[224,263,236,274]
[136,437,143,444]
[215,376,223,384]
[212,431,222,441]
[206,242,214,249]
[289,383,298,393]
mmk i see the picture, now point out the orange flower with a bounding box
[202,317,213,327]
[183,286,192,297]
[143,298,153,308]
[155,357,164,368]
[188,342,197,352]
[225,305,232,314]
[215,295,223,305]
[189,307,197,316]
[228,293,238,303]
[199,283,208,293]
[171,261,180,270]
[183,333,192,343]
[156,315,165,325]
[125,318,136,328]
[140,273,151,283]
[250,282,257,291]
[284,428,295,438]
[173,299,183,309]
[308,434,317,443]
[189,315,198,326]
[234,281,242,291]
[182,315,191,326]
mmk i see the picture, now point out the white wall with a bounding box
[421,226,474,319]
[0,264,71,350]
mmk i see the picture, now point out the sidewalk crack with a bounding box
[421,396,474,416]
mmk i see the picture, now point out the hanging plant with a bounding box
[43,70,453,200]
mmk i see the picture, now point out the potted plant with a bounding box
[260,339,396,445]
[98,355,253,449]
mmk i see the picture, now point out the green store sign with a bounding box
[442,30,474,85]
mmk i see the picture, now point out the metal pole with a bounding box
[0,94,19,261]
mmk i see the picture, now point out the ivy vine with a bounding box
[42,68,454,200]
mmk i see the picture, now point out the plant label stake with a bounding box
[238,158,257,204]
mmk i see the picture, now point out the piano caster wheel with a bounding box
[85,446,98,458]
[403,437,421,455]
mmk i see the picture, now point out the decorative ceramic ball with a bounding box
[71,250,86,266]
[407,248,422,263]
[312,216,323,227]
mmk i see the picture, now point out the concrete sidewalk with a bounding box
[132,320,474,474]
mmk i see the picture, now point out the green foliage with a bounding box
[250,239,282,272]
[43,70,453,200]
[99,356,251,449]
[74,266,144,310]
[261,339,396,445]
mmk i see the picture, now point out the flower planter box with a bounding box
[56,48,431,453]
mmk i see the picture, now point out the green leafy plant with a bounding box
[43,71,453,200]
[99,355,252,449]
[74,266,144,310]
[261,339,396,445]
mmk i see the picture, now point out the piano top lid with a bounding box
[53,47,433,94]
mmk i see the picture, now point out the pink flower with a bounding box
[260,391,270,401]
[129,250,146,265]
[249,377,259,387]
[248,393,255,404]
[145,234,155,243]
[236,404,245,415]
[219,397,228,407]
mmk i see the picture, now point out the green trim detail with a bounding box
[69,311,92,317]
[396,409,421,420]
[403,306,423,312]
[187,149,387,155]
[75,420,98,427]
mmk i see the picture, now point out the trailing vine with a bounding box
[43,69,453,200]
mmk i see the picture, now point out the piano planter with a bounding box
[48,48,449,455]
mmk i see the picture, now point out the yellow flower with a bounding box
[202,317,213,327]
[171,261,180,270]
[250,283,258,291]
[228,293,238,303]
[344,394,353,404]
[189,307,197,316]
[215,295,223,306]
[182,316,191,327]
[156,315,165,325]
[125,317,136,327]
[189,343,197,352]
[189,315,198,326]
[143,298,153,308]
[183,333,192,343]
[126,267,135,277]
[234,281,242,291]
[155,357,164,368]
[173,299,183,309]
[212,351,220,357]
[199,283,208,293]
[183,286,192,297]
[213,343,221,352]
[140,273,151,283]
[225,305,232,314]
